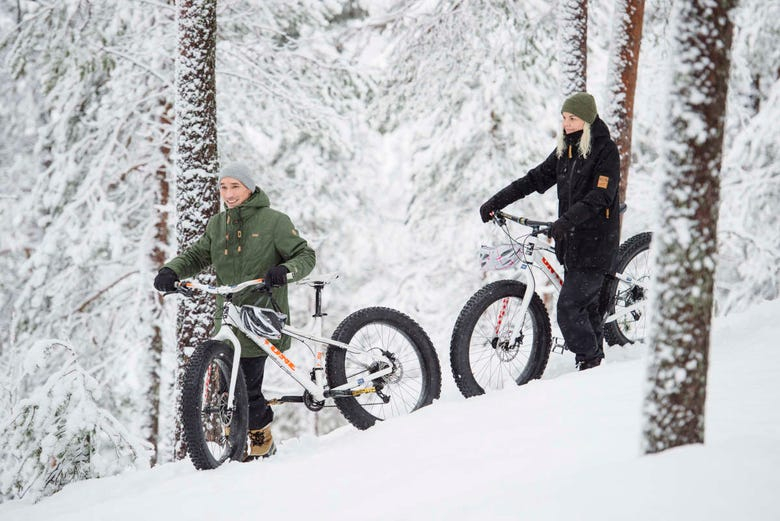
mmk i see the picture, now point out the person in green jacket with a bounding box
[154,162,316,459]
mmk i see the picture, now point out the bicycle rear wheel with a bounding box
[181,340,248,469]
[604,232,653,345]
[326,307,442,430]
[450,280,552,397]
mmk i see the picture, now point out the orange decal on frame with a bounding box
[267,340,296,371]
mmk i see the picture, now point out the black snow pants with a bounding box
[557,268,607,363]
[240,356,274,430]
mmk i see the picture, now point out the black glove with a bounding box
[550,216,575,242]
[479,197,500,223]
[154,267,179,292]
[265,265,289,287]
[479,183,525,223]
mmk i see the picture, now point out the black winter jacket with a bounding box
[495,117,621,271]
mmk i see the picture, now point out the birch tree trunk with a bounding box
[559,0,588,95]
[604,0,645,205]
[642,0,735,455]
[174,0,219,460]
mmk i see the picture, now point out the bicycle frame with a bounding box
[182,278,394,415]
[487,212,648,337]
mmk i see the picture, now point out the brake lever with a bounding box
[169,282,194,298]
[252,282,271,293]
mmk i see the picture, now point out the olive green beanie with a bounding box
[561,92,598,124]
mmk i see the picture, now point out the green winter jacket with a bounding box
[164,189,316,357]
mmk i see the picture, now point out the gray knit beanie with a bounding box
[219,162,256,190]
[561,92,598,124]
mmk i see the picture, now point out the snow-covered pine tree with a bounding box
[146,97,174,465]
[603,0,645,204]
[642,0,735,454]
[716,0,780,313]
[0,1,176,464]
[0,340,147,502]
[559,0,588,94]
[365,0,562,336]
[173,0,220,460]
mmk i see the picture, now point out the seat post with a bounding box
[312,281,326,318]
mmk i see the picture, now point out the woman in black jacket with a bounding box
[479,92,621,371]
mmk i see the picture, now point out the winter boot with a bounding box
[245,424,276,460]
[576,356,603,371]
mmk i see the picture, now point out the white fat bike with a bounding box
[170,276,442,469]
[450,210,651,397]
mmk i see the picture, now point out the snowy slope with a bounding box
[2,300,779,521]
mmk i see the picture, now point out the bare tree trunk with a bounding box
[145,100,173,466]
[642,0,735,455]
[559,0,588,95]
[174,0,219,461]
[604,0,645,205]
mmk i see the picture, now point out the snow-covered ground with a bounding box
[3,299,779,521]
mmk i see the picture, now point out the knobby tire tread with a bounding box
[450,280,552,398]
[604,232,653,346]
[181,340,248,470]
[325,307,441,430]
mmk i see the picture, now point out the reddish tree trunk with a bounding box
[605,0,645,205]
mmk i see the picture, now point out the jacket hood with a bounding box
[590,116,611,139]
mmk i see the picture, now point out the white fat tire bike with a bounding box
[175,277,442,470]
[450,211,651,398]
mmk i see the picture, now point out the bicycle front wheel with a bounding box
[604,232,653,345]
[181,340,248,469]
[326,307,442,430]
[450,280,552,398]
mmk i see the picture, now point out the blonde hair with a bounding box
[556,121,592,159]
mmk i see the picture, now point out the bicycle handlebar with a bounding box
[175,278,268,296]
[164,271,297,298]
[493,210,553,231]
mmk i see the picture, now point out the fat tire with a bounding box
[450,280,552,398]
[326,307,442,430]
[604,232,653,346]
[181,340,248,470]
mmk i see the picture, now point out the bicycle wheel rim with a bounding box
[468,295,537,390]
[614,249,651,343]
[343,322,426,420]
[199,358,236,464]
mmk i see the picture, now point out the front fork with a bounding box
[505,266,537,339]
[212,325,243,426]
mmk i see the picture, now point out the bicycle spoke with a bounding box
[468,294,536,391]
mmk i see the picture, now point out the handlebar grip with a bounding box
[173,281,194,297]
[494,210,552,229]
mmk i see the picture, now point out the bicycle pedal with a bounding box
[551,337,567,354]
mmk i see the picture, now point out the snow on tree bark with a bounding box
[642,0,735,455]
[174,0,219,461]
[559,0,588,95]
[146,100,173,466]
[604,0,645,205]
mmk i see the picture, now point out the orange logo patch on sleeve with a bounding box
[597,175,609,189]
